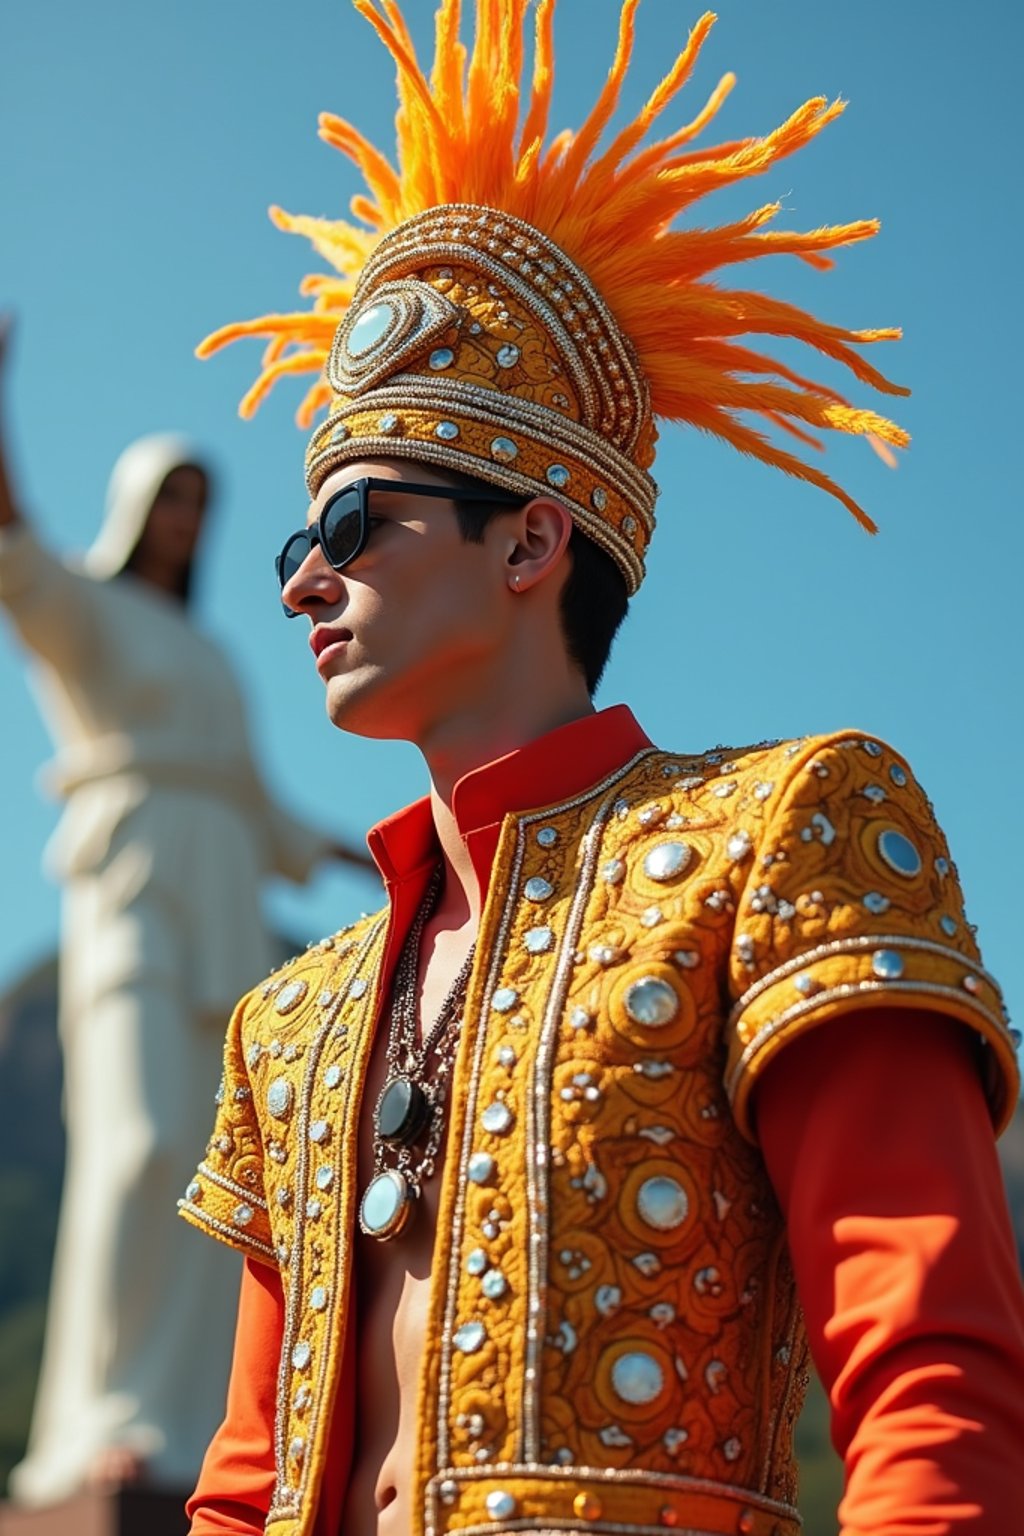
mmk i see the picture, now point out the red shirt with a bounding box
[187,707,1024,1534]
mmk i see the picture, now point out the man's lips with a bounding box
[309,625,353,669]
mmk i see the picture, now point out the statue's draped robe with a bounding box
[0,438,327,1503]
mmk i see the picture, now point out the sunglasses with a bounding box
[275,476,526,616]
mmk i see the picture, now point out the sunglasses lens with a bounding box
[321,489,363,568]
[277,532,313,592]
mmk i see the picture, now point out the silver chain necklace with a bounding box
[359,870,476,1240]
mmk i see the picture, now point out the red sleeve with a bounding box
[756,1007,1024,1535]
[186,1257,282,1535]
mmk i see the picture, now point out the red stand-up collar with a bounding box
[367,704,652,901]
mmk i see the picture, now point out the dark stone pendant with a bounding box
[375,1076,432,1146]
[359,1169,415,1240]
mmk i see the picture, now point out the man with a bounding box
[0,325,373,1504]
[180,4,1024,1533]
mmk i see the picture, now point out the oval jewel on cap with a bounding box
[877,829,923,878]
[490,436,518,462]
[346,301,395,356]
[872,948,905,980]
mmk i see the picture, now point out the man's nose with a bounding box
[281,542,344,615]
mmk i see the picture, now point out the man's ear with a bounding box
[504,496,573,593]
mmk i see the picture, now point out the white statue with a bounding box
[0,322,373,1504]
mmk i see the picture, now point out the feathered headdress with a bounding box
[199,0,908,592]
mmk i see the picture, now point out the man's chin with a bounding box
[324,676,418,743]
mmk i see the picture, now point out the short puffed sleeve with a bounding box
[177,989,277,1266]
[725,731,1019,1141]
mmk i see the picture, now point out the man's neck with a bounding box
[426,691,595,924]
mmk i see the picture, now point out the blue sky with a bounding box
[2,0,1021,1056]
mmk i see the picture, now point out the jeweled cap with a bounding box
[199,2,909,595]
[304,205,657,592]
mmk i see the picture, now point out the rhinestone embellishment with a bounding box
[637,1175,689,1231]
[940,915,958,937]
[291,1341,312,1370]
[877,828,923,878]
[524,926,554,954]
[436,421,460,440]
[536,825,558,846]
[611,1350,665,1405]
[378,412,399,434]
[429,347,455,369]
[624,977,679,1028]
[453,1321,486,1353]
[266,1078,294,1119]
[490,435,518,461]
[275,979,308,1014]
[496,343,521,367]
[872,948,905,980]
[486,1491,517,1520]
[546,463,571,488]
[481,1268,508,1300]
[492,988,519,1013]
[525,876,553,901]
[592,486,608,511]
[643,842,692,882]
[481,1101,514,1134]
[468,1151,496,1183]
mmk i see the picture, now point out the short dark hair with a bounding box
[438,466,629,694]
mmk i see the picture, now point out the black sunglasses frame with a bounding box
[275,475,527,616]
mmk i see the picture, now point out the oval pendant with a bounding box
[359,1169,415,1240]
[375,1076,432,1146]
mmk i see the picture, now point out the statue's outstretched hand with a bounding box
[0,315,22,529]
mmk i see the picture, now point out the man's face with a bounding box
[281,459,518,742]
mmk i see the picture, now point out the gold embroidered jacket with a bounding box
[180,731,1018,1536]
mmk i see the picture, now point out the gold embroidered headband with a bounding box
[199,1,909,594]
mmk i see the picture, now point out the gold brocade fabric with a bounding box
[179,732,1017,1536]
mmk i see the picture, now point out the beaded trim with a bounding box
[729,933,1004,1026]
[175,1201,276,1263]
[726,977,1012,1107]
[424,1462,801,1536]
[193,1159,269,1210]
